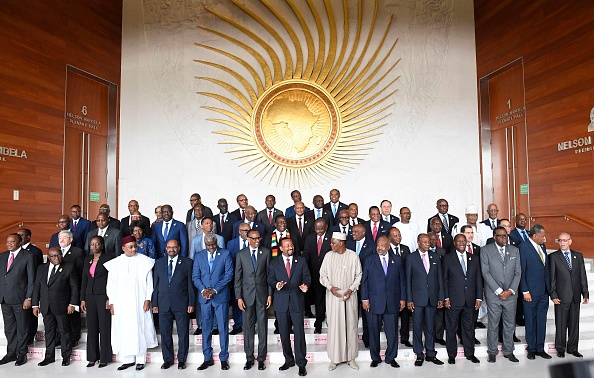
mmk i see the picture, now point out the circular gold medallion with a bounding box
[252,80,340,169]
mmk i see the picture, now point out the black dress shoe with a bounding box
[557,352,565,358]
[161,361,174,369]
[414,358,424,366]
[178,362,187,369]
[221,360,230,370]
[426,357,444,365]
[436,338,446,346]
[474,338,481,345]
[527,352,535,360]
[466,356,480,363]
[536,352,552,359]
[504,353,519,362]
[98,362,108,368]
[402,340,412,347]
[244,361,254,370]
[513,335,521,342]
[258,361,266,370]
[448,357,455,364]
[370,360,380,367]
[212,329,219,335]
[517,319,525,326]
[0,355,17,365]
[136,364,145,371]
[314,327,322,334]
[298,366,307,376]
[86,361,96,368]
[571,351,584,358]
[38,358,55,366]
[194,328,202,335]
[197,360,214,370]
[279,361,295,370]
[389,360,400,368]
[118,362,135,370]
[230,327,243,335]
[487,354,496,363]
[363,342,369,348]
[475,321,486,328]
[62,358,70,366]
[15,355,27,366]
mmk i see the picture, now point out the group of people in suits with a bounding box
[0,190,590,372]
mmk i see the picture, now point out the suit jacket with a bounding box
[234,246,273,307]
[230,208,252,223]
[85,227,121,257]
[262,229,300,259]
[486,237,520,247]
[305,208,333,228]
[509,228,529,246]
[329,223,354,239]
[549,249,589,303]
[323,201,348,226]
[153,255,196,312]
[390,243,411,265]
[346,238,376,268]
[192,248,234,304]
[481,218,501,230]
[442,251,483,307]
[189,233,225,260]
[256,208,284,234]
[302,231,332,283]
[480,242,521,296]
[364,220,392,241]
[361,252,406,314]
[427,213,459,233]
[32,262,79,316]
[0,249,36,304]
[120,214,152,238]
[49,230,84,249]
[406,250,444,306]
[267,254,311,312]
[285,205,311,219]
[382,214,400,225]
[232,219,267,239]
[519,240,550,296]
[22,243,43,268]
[186,206,214,223]
[213,212,238,244]
[71,217,91,241]
[62,246,85,283]
[436,230,454,253]
[227,237,250,262]
[152,219,188,258]
[286,215,313,252]
[80,253,113,300]
[90,216,121,231]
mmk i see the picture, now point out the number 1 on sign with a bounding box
[507,99,511,109]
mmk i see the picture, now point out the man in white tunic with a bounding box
[319,232,362,370]
[105,235,157,371]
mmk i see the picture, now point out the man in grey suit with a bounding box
[481,227,521,363]
[234,230,272,371]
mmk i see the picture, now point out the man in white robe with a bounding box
[319,232,362,370]
[105,235,157,371]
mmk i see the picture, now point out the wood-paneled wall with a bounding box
[0,1,122,250]
[475,1,594,255]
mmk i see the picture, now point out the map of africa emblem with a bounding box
[196,0,399,187]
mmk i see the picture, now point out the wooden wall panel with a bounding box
[0,1,122,251]
[475,0,594,255]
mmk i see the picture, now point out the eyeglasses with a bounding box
[558,239,571,242]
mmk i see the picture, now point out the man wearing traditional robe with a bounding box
[104,235,157,371]
[319,232,362,370]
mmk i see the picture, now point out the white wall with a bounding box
[120,0,481,225]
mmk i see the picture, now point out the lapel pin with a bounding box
[59,268,63,272]
[217,253,220,256]
[294,259,298,263]
[429,255,433,259]
[469,257,472,261]
[89,260,92,264]
[259,251,262,254]
[574,256,576,259]
[178,260,182,265]
[391,260,394,264]
[67,251,71,255]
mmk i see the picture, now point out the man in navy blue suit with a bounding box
[406,234,444,366]
[323,189,348,227]
[380,200,400,224]
[49,215,84,249]
[509,213,529,246]
[267,238,310,377]
[361,236,406,368]
[192,233,234,371]
[213,198,237,245]
[152,205,188,258]
[152,240,196,370]
[481,203,501,230]
[69,205,91,242]
[232,206,266,239]
[364,206,391,242]
[519,224,551,360]
[329,210,354,238]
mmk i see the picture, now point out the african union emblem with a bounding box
[195,0,399,187]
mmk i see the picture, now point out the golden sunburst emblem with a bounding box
[195,0,399,187]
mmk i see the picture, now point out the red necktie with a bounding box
[285,258,291,278]
[317,235,323,256]
[220,215,225,231]
[241,209,245,221]
[467,244,473,254]
[298,217,303,236]
[72,220,77,231]
[6,252,15,272]
[268,210,273,225]
[372,222,378,241]
[437,234,442,248]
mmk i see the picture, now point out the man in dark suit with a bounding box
[256,194,284,235]
[192,233,234,370]
[481,203,501,230]
[302,218,332,333]
[323,188,348,226]
[519,224,551,360]
[486,219,520,246]
[443,234,483,364]
[286,202,313,254]
[85,213,121,257]
[0,234,35,366]
[49,215,84,249]
[429,216,453,253]
[90,204,121,231]
[16,228,43,345]
[120,200,152,238]
[347,203,366,227]
[32,247,79,366]
[364,206,391,242]
[285,190,310,219]
[232,206,266,239]
[329,209,354,238]
[226,223,251,336]
[185,193,214,223]
[307,195,333,226]
[426,198,459,234]
[213,198,237,244]
[509,213,529,246]
[361,235,406,368]
[152,240,196,370]
[406,233,444,366]
[69,204,91,242]
[57,230,85,346]
[152,204,188,258]
[428,232,448,345]
[230,193,250,222]
[549,232,589,358]
[267,238,310,376]
[235,230,272,370]
[263,215,300,262]
[380,199,400,224]
[388,227,412,347]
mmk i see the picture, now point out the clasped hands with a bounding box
[202,288,217,300]
[330,287,351,301]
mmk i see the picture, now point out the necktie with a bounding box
[251,250,257,270]
[372,222,378,241]
[356,240,361,255]
[437,234,442,248]
[49,265,57,282]
[537,245,545,265]
[243,239,247,249]
[499,247,505,260]
[241,209,245,221]
[351,219,355,227]
[522,230,528,241]
[163,222,169,240]
[99,228,104,237]
[317,236,323,256]
[385,216,389,222]
[220,215,225,231]
[168,259,173,282]
[268,210,273,225]
[73,220,77,231]
[467,244,473,254]
[332,203,337,217]
[442,215,449,233]
[491,219,496,230]
[395,245,400,256]
[317,209,321,218]
[422,253,429,273]
[382,256,388,275]
[6,252,14,272]
[209,253,215,272]
[460,254,467,275]
[342,226,347,234]
[61,248,66,254]
[564,251,572,270]
[191,212,195,220]
[298,217,303,236]
[285,258,291,278]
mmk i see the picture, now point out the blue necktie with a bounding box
[564,251,572,270]
[356,241,361,255]
[522,230,528,241]
[332,203,337,217]
[317,209,321,218]
[209,253,214,272]
[163,222,170,240]
[168,259,173,282]
[382,256,388,275]
[251,250,257,270]
[460,255,467,275]
[243,239,247,249]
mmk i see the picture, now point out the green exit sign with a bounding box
[520,184,528,195]
[90,192,101,202]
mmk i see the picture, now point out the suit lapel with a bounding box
[7,250,25,273]
[48,264,60,286]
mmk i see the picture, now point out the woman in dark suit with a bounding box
[80,235,113,368]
